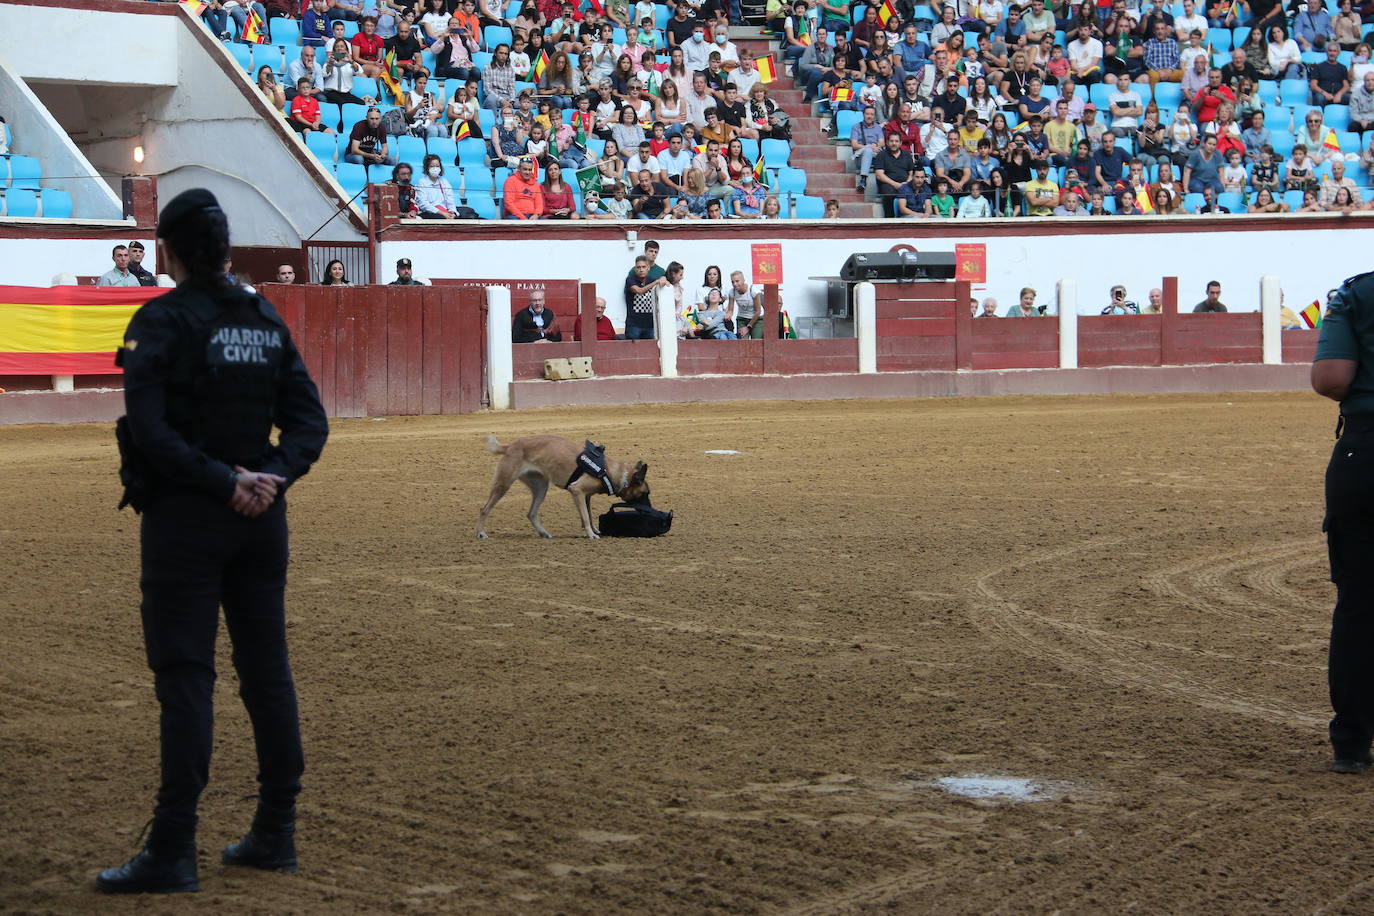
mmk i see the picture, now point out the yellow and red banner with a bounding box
[1323,129,1341,153]
[243,7,268,44]
[0,285,153,375]
[181,0,207,16]
[1301,300,1322,328]
[877,0,898,25]
[755,54,778,83]
[830,87,854,102]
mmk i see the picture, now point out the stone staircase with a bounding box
[732,30,881,218]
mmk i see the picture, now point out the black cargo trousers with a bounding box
[139,486,303,847]
[1326,415,1374,760]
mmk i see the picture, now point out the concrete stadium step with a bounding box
[836,201,882,217]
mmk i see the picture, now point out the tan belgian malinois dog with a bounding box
[477,435,650,539]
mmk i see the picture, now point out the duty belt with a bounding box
[1337,413,1374,438]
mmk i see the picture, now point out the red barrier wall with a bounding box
[971,319,1060,369]
[265,282,484,417]
[1078,314,1162,368]
[1283,329,1320,363]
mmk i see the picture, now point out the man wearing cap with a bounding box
[98,245,142,287]
[127,242,158,287]
[97,187,327,894]
[389,258,422,285]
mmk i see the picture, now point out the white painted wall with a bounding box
[380,223,1373,328]
[0,57,125,221]
[0,5,181,86]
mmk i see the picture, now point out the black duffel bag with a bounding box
[598,502,673,537]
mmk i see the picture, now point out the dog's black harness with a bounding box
[566,440,618,496]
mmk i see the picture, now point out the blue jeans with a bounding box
[625,324,655,339]
[559,147,590,170]
[854,147,876,174]
[202,8,228,35]
[703,327,737,339]
[1188,177,1223,194]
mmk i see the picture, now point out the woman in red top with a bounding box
[350,15,386,78]
[541,160,581,219]
[724,138,750,187]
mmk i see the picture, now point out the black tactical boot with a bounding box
[97,822,199,894]
[222,804,297,873]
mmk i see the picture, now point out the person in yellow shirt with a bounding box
[958,110,986,154]
[1044,98,1078,166]
[1024,160,1060,216]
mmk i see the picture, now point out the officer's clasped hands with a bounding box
[229,466,288,518]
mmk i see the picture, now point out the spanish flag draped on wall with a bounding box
[0,286,154,375]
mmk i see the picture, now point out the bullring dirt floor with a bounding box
[1,391,1368,914]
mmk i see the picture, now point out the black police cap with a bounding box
[156,188,223,238]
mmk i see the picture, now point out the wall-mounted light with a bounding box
[133,145,145,165]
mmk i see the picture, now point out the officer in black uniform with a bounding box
[1312,269,1374,775]
[97,189,329,893]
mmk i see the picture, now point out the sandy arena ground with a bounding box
[0,391,1365,914]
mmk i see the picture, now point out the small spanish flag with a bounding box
[1135,187,1154,213]
[830,86,854,102]
[755,54,778,83]
[799,32,813,45]
[181,0,207,16]
[780,309,798,339]
[1323,128,1341,153]
[877,0,898,25]
[242,6,268,43]
[454,120,472,140]
[380,49,406,104]
[533,49,550,81]
[753,154,769,186]
[694,143,707,154]
[1300,300,1323,328]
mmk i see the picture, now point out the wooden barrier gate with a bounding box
[263,282,485,417]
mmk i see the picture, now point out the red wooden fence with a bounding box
[264,282,485,417]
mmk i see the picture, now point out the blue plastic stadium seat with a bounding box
[1337,130,1360,153]
[1362,189,1374,203]
[586,137,606,158]
[465,192,498,218]
[834,109,862,139]
[484,25,513,49]
[1151,82,1182,108]
[1269,132,1295,157]
[335,162,369,197]
[272,19,301,47]
[472,51,494,69]
[429,136,457,164]
[793,195,825,218]
[477,108,496,131]
[228,42,254,73]
[1283,189,1306,210]
[463,166,494,191]
[4,188,38,218]
[40,189,73,219]
[776,166,807,194]
[1232,26,1249,47]
[1210,30,1231,52]
[493,166,512,187]
[911,5,935,19]
[395,135,427,165]
[353,77,379,100]
[1182,192,1204,212]
[339,102,369,132]
[457,137,488,165]
[655,5,669,28]
[1279,79,1309,105]
[1324,105,1350,130]
[1089,83,1113,110]
[306,131,338,164]
[1217,191,1244,212]
[8,155,42,190]
[340,20,359,39]
[1300,50,1325,65]
[760,138,790,167]
[612,27,627,43]
[739,137,760,161]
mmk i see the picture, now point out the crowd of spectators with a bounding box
[969,280,1238,315]
[821,0,1374,216]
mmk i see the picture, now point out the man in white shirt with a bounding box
[1106,71,1143,137]
[1173,0,1207,42]
[683,23,713,72]
[656,134,695,190]
[724,270,765,338]
[920,109,949,160]
[1068,27,1104,85]
[626,141,663,177]
[731,55,761,100]
[684,73,718,127]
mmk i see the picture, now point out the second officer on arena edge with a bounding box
[1312,269,1374,776]
[98,188,329,893]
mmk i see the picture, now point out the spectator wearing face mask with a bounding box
[415,154,457,219]
[683,23,713,72]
